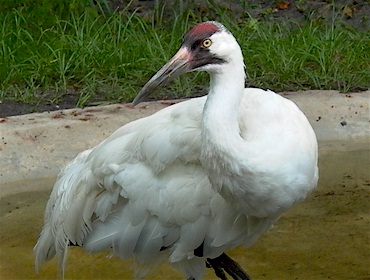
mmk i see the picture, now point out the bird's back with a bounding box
[239,88,318,203]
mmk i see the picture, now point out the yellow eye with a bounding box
[201,39,212,48]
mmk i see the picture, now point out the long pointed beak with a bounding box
[132,47,191,106]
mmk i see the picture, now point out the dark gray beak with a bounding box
[132,47,191,106]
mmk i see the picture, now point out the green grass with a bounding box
[0,2,369,107]
[240,20,370,92]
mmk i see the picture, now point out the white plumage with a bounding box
[34,21,318,279]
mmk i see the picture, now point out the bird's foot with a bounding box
[206,253,252,280]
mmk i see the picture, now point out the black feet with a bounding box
[206,253,252,280]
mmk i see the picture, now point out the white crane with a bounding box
[34,21,318,280]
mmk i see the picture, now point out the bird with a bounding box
[34,21,318,280]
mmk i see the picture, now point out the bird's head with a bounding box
[132,21,242,106]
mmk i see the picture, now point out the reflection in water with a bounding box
[1,150,369,279]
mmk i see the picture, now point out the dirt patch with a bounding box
[113,0,370,30]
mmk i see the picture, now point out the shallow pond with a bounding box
[1,149,369,279]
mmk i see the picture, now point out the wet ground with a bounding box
[0,147,369,279]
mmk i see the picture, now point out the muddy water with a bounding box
[1,149,369,280]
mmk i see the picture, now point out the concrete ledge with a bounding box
[1,90,369,192]
[282,90,369,147]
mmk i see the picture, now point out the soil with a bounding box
[1,0,369,118]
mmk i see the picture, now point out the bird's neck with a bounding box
[201,60,246,175]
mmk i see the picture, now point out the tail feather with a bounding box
[84,205,149,260]
[56,230,69,277]
[134,217,170,262]
[34,149,95,273]
[34,224,56,273]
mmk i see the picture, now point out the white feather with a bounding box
[34,21,318,279]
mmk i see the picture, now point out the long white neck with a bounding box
[201,50,246,162]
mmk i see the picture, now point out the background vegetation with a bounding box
[1,0,369,111]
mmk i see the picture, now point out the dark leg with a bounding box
[206,260,228,280]
[207,253,252,280]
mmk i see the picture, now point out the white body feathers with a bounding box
[34,22,318,280]
[34,90,318,279]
